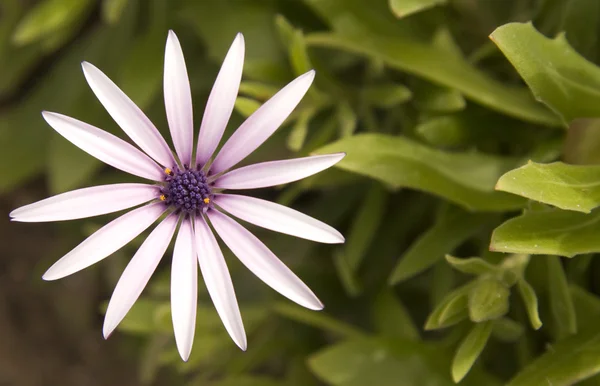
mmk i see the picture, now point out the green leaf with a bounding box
[490,208,600,257]
[362,84,412,108]
[425,283,473,330]
[389,0,447,19]
[389,209,493,284]
[562,0,600,63]
[102,0,129,24]
[517,279,543,330]
[337,101,357,137]
[492,318,524,342]
[415,115,469,148]
[445,255,499,276]
[13,0,92,46]
[570,285,600,331]
[547,256,577,339]
[212,376,283,386]
[496,161,600,213]
[304,32,559,126]
[235,97,261,117]
[490,22,600,123]
[344,184,388,272]
[371,290,419,341]
[468,278,510,322]
[507,329,600,386]
[287,107,314,152]
[452,321,493,383]
[272,302,364,339]
[309,338,498,386]
[413,80,466,114]
[47,134,102,193]
[314,134,526,211]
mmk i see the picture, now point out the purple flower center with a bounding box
[160,166,212,214]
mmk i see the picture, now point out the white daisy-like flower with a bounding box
[10,31,345,361]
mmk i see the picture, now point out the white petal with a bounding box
[210,70,315,174]
[103,214,178,338]
[194,216,246,350]
[195,33,245,168]
[207,210,323,310]
[214,194,344,244]
[42,112,164,181]
[171,219,197,361]
[42,203,166,281]
[164,31,193,166]
[214,153,345,190]
[10,183,158,223]
[82,61,175,167]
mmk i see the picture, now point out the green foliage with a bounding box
[6,0,600,385]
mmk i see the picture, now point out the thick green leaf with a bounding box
[490,208,600,257]
[314,134,526,211]
[425,283,473,330]
[235,97,261,117]
[344,184,388,272]
[389,209,493,284]
[413,80,466,114]
[496,161,600,213]
[13,0,92,46]
[490,22,600,123]
[308,338,498,386]
[371,291,419,341]
[452,321,493,383]
[507,329,600,386]
[517,279,543,330]
[102,0,129,24]
[272,303,364,339]
[547,256,577,338]
[389,0,446,18]
[492,318,524,342]
[468,278,510,322]
[445,255,499,276]
[304,32,559,126]
[362,84,412,108]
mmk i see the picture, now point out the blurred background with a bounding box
[2,0,599,385]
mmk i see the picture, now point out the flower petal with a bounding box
[214,194,344,244]
[82,61,175,167]
[171,218,197,361]
[194,216,246,350]
[195,33,245,168]
[210,70,315,174]
[214,153,345,190]
[164,30,193,166]
[207,210,323,310]
[42,112,164,181]
[103,214,178,338]
[10,183,158,223]
[42,202,166,281]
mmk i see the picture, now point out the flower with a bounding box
[9,31,345,361]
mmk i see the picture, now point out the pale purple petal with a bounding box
[103,214,178,338]
[214,153,345,190]
[42,203,166,281]
[210,70,315,174]
[195,33,245,168]
[194,216,246,350]
[81,62,175,167]
[207,210,323,310]
[42,112,164,181]
[214,194,344,244]
[10,183,158,222]
[171,218,197,361]
[164,30,193,166]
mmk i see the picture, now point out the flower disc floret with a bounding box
[160,166,211,214]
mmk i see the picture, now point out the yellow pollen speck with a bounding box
[203,198,210,204]
[159,194,166,201]
[164,168,172,175]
